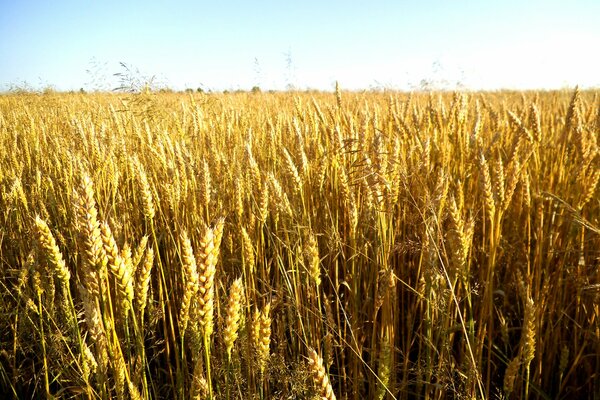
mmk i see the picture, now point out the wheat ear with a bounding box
[34,216,70,287]
[100,221,134,313]
[179,231,198,336]
[308,347,336,400]
[224,276,244,361]
[135,247,154,319]
[252,303,272,374]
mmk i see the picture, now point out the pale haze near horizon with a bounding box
[1,0,598,92]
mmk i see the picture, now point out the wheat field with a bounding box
[0,88,598,399]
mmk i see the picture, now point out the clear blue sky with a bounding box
[1,0,598,91]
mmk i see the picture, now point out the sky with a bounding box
[1,0,599,92]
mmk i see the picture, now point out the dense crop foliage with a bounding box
[0,89,598,399]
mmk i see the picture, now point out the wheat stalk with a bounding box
[241,226,255,275]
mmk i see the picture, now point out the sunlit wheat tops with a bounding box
[1,89,598,399]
